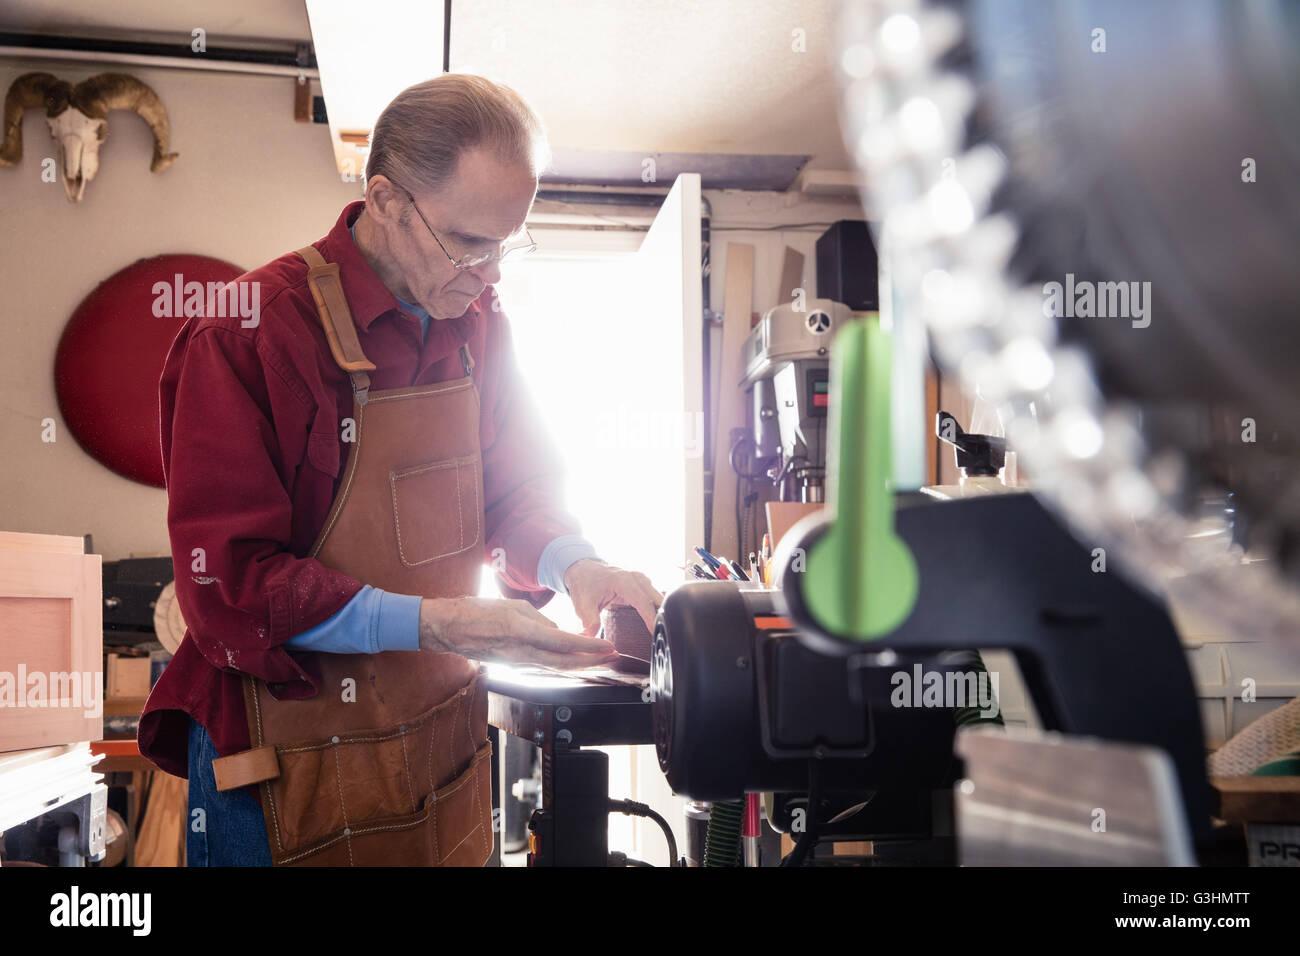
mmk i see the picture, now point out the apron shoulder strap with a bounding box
[295,244,376,404]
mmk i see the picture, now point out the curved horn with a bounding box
[74,73,179,172]
[0,72,62,167]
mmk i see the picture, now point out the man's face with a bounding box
[389,148,537,319]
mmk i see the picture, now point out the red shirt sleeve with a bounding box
[479,297,584,607]
[160,317,363,694]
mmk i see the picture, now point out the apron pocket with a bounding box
[390,454,481,566]
[266,673,489,863]
[427,741,494,866]
[268,731,414,852]
[275,741,493,866]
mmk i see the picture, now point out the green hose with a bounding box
[951,650,1005,729]
[703,800,744,867]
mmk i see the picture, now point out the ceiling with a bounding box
[1,0,855,187]
[0,0,311,46]
[446,1,850,167]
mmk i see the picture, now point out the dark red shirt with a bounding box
[139,200,579,779]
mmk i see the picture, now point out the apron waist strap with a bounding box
[212,744,281,791]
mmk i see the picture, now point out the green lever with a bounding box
[801,316,918,639]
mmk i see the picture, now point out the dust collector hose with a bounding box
[703,800,744,867]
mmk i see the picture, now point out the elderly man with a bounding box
[139,74,662,866]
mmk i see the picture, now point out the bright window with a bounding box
[477,240,637,635]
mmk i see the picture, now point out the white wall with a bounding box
[0,60,362,559]
[704,188,867,319]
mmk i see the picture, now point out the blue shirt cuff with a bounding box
[375,590,422,652]
[285,585,421,654]
[537,535,602,595]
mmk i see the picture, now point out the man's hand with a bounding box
[419,596,620,669]
[564,559,664,637]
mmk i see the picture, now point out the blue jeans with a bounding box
[186,717,272,866]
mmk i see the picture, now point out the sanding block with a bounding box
[600,604,653,674]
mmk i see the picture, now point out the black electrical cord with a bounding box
[738,483,761,569]
[780,762,822,867]
[608,799,679,866]
[731,433,779,563]
[729,433,771,480]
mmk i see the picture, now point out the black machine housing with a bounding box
[652,493,1212,851]
[652,583,968,802]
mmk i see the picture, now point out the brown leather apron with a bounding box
[210,244,493,867]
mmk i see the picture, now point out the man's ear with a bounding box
[365,175,404,226]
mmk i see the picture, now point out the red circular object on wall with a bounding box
[54,254,244,487]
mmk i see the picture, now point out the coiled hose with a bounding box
[950,650,1005,729]
[703,799,744,867]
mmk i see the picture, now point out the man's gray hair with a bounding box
[364,74,550,196]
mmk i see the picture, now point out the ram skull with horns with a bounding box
[0,72,179,202]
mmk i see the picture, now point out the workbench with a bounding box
[485,664,652,866]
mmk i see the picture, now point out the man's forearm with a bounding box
[563,557,608,595]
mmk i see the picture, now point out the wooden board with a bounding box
[766,501,825,554]
[776,247,805,310]
[293,77,312,122]
[0,531,84,554]
[956,727,1195,865]
[134,770,187,867]
[0,533,102,753]
[1212,776,1300,824]
[0,743,79,772]
[709,243,754,561]
[833,841,873,856]
[925,359,941,486]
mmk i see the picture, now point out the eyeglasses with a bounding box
[398,186,536,271]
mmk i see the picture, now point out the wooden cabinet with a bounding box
[0,531,103,753]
